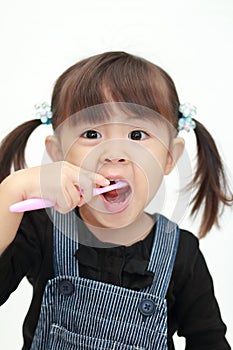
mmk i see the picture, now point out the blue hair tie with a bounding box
[35,102,52,125]
[178,103,196,132]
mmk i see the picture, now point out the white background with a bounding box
[0,0,232,349]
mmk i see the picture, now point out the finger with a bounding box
[52,183,76,214]
[74,178,93,203]
[69,164,109,187]
[94,173,110,186]
[66,182,84,208]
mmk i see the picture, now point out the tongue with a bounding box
[104,189,118,200]
[103,185,131,203]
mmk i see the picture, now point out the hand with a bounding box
[3,161,109,214]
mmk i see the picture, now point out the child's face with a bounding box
[47,105,184,230]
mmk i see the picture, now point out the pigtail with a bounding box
[0,119,41,183]
[191,119,233,237]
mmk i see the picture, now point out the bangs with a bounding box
[51,52,180,129]
[67,102,166,127]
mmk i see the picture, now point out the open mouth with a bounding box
[100,180,132,212]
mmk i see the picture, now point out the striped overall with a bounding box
[30,211,180,349]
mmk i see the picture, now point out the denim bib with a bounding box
[30,211,179,349]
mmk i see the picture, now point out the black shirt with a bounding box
[0,209,231,349]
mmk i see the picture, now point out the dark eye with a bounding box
[82,130,101,139]
[128,130,148,140]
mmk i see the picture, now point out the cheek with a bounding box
[133,157,164,206]
[64,145,91,167]
[132,142,169,205]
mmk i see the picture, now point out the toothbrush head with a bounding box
[93,180,128,196]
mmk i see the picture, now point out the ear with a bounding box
[164,137,185,175]
[45,135,64,161]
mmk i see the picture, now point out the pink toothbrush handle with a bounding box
[9,181,128,213]
[9,198,55,212]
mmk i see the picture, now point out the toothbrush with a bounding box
[9,181,128,213]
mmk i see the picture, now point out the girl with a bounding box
[0,51,232,349]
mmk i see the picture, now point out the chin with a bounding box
[94,205,143,230]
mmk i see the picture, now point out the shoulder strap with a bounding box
[142,214,180,298]
[52,209,79,277]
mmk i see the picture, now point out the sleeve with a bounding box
[169,230,231,350]
[0,210,50,305]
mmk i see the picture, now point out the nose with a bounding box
[104,156,127,163]
[98,140,131,165]
[100,149,129,165]
[103,156,129,164]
